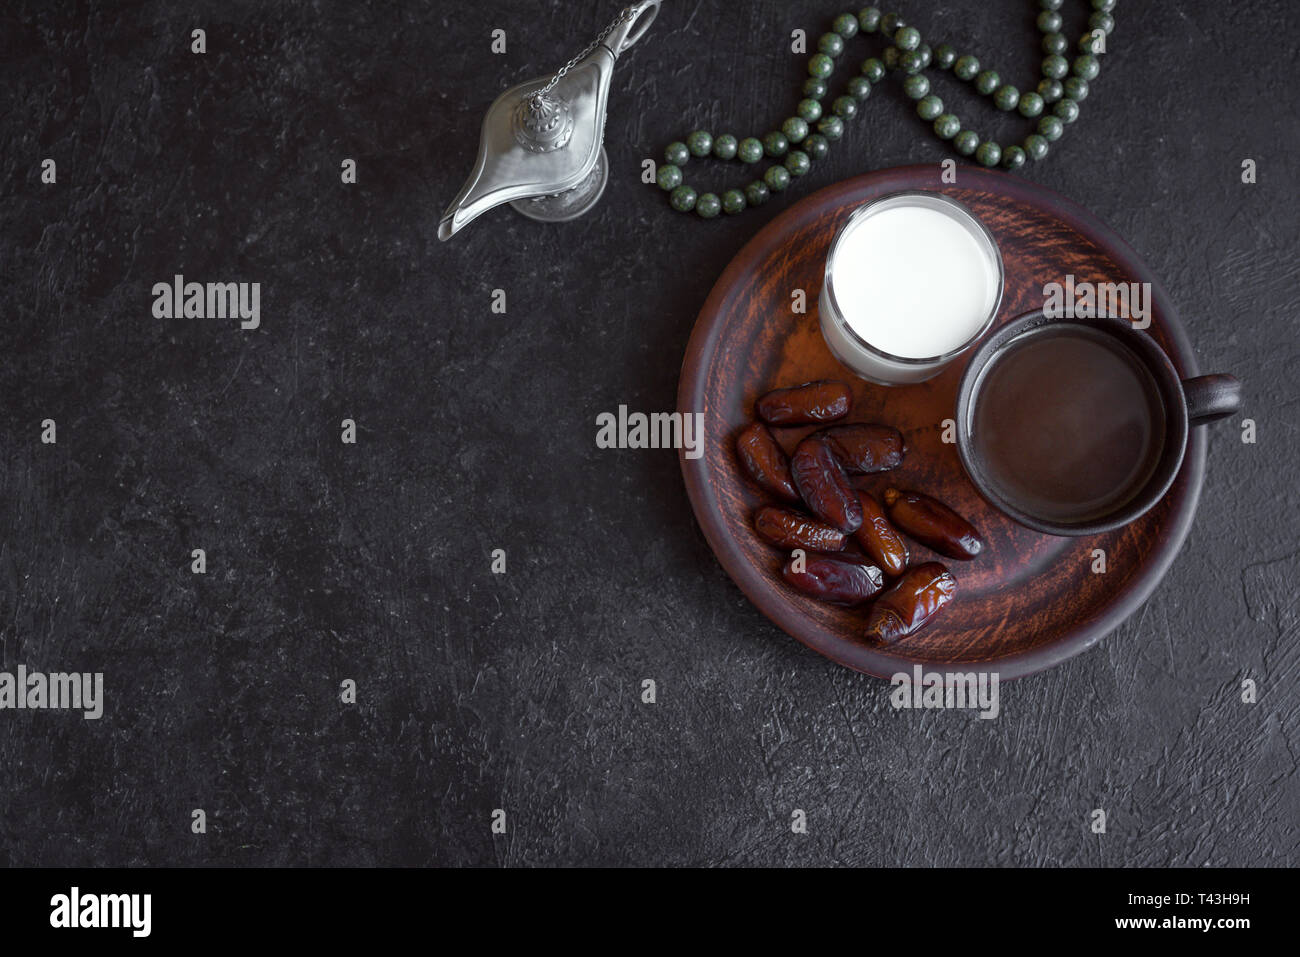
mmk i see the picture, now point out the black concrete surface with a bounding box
[1,0,1296,866]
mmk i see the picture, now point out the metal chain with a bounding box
[532,6,633,101]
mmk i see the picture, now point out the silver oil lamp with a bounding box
[438,1,661,240]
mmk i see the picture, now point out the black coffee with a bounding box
[971,325,1165,525]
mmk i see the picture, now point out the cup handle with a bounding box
[1182,374,1242,425]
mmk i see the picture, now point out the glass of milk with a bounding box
[819,192,1004,385]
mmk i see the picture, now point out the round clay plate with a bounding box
[678,165,1206,680]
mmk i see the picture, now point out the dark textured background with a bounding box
[1,0,1296,867]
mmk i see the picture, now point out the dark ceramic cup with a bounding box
[955,310,1241,536]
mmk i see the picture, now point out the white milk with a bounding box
[819,193,1002,384]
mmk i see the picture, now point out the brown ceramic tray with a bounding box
[678,165,1205,680]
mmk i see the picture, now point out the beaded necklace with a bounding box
[653,1,1115,218]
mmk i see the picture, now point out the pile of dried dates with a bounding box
[736,380,985,645]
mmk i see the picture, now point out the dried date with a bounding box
[791,438,863,534]
[883,488,984,560]
[755,380,852,426]
[782,552,884,606]
[864,562,957,644]
[735,422,799,502]
[754,506,847,552]
[816,423,905,474]
[853,491,909,577]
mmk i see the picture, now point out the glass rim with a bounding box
[822,190,1005,367]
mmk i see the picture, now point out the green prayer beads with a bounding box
[655,2,1115,218]
[686,131,712,156]
[696,192,721,218]
[670,185,696,211]
[785,150,812,177]
[722,189,747,215]
[655,164,682,191]
[933,113,960,139]
[916,95,944,121]
[1017,91,1044,117]
[975,141,1002,167]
